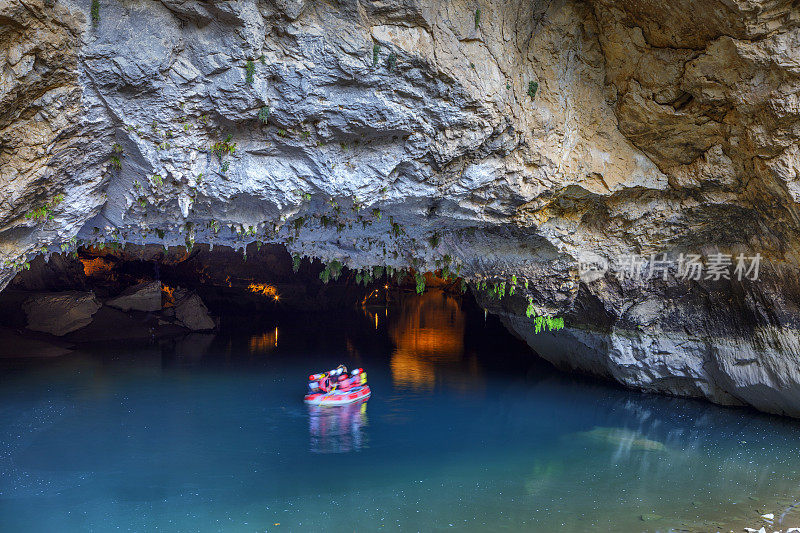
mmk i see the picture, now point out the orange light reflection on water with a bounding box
[389,291,479,392]
[249,327,279,354]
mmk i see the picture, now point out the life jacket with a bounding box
[319,376,331,392]
[336,375,353,391]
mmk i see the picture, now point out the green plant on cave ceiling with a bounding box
[319,259,343,284]
[245,60,255,84]
[372,43,380,66]
[3,258,31,271]
[258,106,270,124]
[292,217,305,235]
[528,80,539,100]
[525,297,564,333]
[25,194,65,222]
[415,272,425,294]
[211,134,237,160]
[110,143,123,170]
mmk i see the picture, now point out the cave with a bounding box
[0,243,488,346]
[3,246,800,531]
[4,0,800,529]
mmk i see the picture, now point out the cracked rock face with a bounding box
[1,0,800,415]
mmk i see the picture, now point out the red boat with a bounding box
[304,366,371,405]
[304,385,372,406]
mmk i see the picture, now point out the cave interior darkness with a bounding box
[0,242,538,367]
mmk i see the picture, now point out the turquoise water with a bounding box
[2,291,800,532]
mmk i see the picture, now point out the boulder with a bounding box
[106,280,162,312]
[22,291,101,336]
[174,292,215,331]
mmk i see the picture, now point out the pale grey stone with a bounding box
[174,292,215,331]
[106,281,162,313]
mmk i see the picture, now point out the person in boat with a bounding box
[334,365,351,389]
[309,365,364,394]
[313,367,344,393]
[319,372,334,393]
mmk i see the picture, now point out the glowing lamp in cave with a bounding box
[273,294,280,301]
[247,283,277,297]
[80,257,115,278]
[162,285,176,307]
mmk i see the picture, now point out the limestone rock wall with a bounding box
[1,0,799,414]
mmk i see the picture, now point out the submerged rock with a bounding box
[106,281,162,312]
[574,426,668,452]
[22,291,101,336]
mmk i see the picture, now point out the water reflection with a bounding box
[389,291,480,391]
[5,307,800,532]
[307,401,368,454]
[248,327,278,354]
[171,333,215,362]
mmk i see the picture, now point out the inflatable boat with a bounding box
[303,385,372,405]
[305,366,370,405]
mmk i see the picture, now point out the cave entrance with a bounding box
[0,243,539,388]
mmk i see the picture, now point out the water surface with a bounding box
[2,291,800,532]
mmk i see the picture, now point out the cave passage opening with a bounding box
[0,241,539,374]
